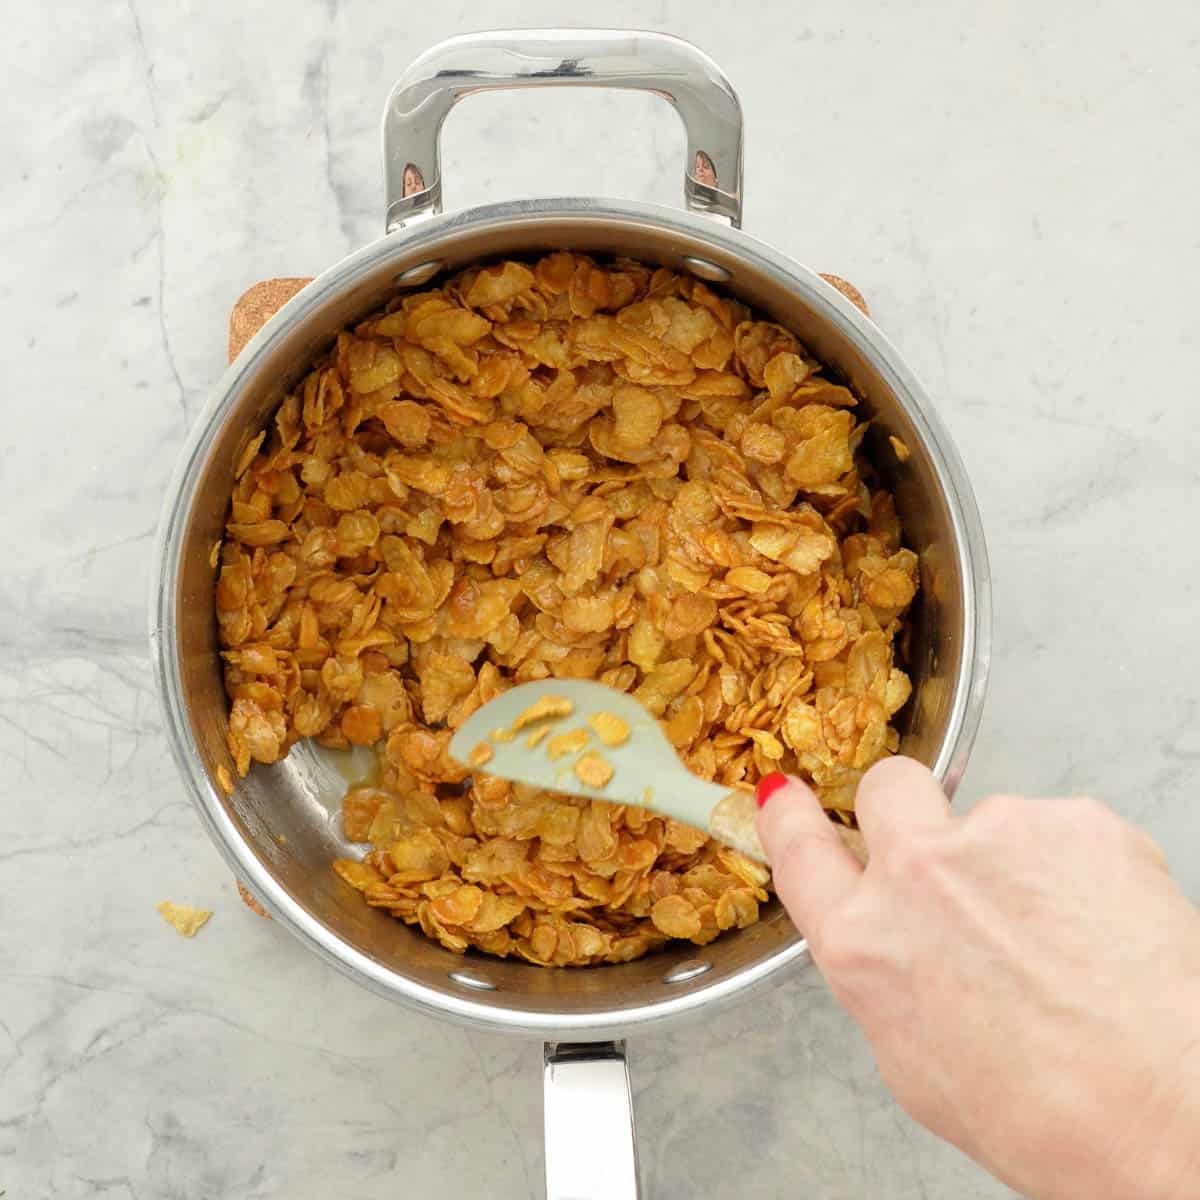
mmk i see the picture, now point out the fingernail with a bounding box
[755,772,789,809]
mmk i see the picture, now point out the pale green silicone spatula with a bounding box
[449,678,770,863]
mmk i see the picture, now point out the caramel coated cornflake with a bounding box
[574,751,614,789]
[215,252,918,967]
[588,712,631,748]
[157,901,212,938]
[650,894,701,939]
[512,696,574,731]
[237,881,270,919]
[546,727,590,761]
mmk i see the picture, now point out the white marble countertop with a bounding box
[6,1,1200,1196]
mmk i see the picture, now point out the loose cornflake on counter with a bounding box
[157,901,213,938]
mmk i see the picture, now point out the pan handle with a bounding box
[544,1041,641,1199]
[381,29,743,232]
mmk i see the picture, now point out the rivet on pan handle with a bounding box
[381,29,744,232]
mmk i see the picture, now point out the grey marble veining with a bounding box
[4,0,1200,1195]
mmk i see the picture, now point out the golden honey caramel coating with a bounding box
[217,254,917,965]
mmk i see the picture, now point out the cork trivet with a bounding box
[228,278,313,363]
[819,273,869,317]
[223,266,867,914]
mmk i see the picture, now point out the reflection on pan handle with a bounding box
[544,1040,641,1199]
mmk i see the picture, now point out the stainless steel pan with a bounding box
[150,29,990,1198]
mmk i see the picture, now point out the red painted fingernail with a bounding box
[755,772,789,808]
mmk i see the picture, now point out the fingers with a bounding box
[756,773,862,934]
[755,760,951,937]
[855,756,950,850]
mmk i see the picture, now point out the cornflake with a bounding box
[216,253,917,967]
[512,696,574,731]
[588,712,631,748]
[546,728,590,761]
[574,751,615,789]
[157,901,212,938]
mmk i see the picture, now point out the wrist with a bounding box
[1120,1032,1200,1200]
[1101,975,1200,1200]
[1013,979,1200,1200]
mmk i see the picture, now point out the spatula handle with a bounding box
[707,790,769,863]
[708,790,870,867]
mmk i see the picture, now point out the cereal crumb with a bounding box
[491,727,516,743]
[216,764,234,795]
[588,712,631,748]
[157,901,213,938]
[574,751,614,789]
[546,728,590,761]
[237,881,270,919]
[469,742,494,766]
[526,725,552,749]
[889,434,911,463]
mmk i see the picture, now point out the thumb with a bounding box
[755,772,863,936]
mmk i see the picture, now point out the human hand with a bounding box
[755,759,1200,1199]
